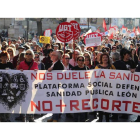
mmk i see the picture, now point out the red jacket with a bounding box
[13,54,19,68]
[18,60,38,70]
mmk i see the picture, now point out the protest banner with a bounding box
[121,28,127,35]
[109,27,116,35]
[44,29,52,37]
[56,22,74,42]
[129,32,135,38]
[0,69,140,115]
[105,31,109,36]
[84,32,102,47]
[39,36,50,44]
[70,20,81,40]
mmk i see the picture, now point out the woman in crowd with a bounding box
[72,55,89,122]
[6,47,15,63]
[95,53,116,122]
[0,51,14,122]
[42,49,53,70]
[9,44,16,52]
[16,52,25,70]
[83,52,91,59]
[84,56,95,69]
[18,49,38,122]
[1,41,8,51]
[34,53,45,70]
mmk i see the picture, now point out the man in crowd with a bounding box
[47,51,64,122]
[69,50,80,67]
[115,40,122,52]
[105,38,111,51]
[62,53,73,70]
[112,52,127,70]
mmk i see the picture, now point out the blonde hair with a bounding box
[24,49,35,59]
[2,41,8,46]
[9,44,16,52]
[6,47,15,57]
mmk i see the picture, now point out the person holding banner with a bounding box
[0,51,14,122]
[122,50,136,72]
[62,53,73,70]
[95,53,116,122]
[47,51,64,122]
[120,49,136,120]
[72,55,89,122]
[17,49,38,122]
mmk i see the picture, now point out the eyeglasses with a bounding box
[78,59,84,62]
[35,56,39,58]
[26,53,32,55]
[65,58,70,60]
[8,51,12,52]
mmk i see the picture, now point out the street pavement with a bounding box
[9,113,138,122]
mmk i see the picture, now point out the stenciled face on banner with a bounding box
[70,20,81,40]
[0,72,29,110]
[56,22,74,42]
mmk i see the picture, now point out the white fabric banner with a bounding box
[0,69,140,115]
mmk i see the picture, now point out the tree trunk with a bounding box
[37,20,42,36]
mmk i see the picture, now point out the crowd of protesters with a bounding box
[0,32,140,122]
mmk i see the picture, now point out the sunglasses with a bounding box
[35,56,39,58]
[26,53,32,55]
[8,51,12,52]
[65,58,70,60]
[78,59,84,62]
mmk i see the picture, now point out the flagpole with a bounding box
[73,40,75,67]
[64,31,66,55]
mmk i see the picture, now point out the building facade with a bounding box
[0,18,139,39]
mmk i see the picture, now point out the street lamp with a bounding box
[24,25,27,40]
[26,18,29,41]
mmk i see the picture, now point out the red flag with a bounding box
[109,33,113,39]
[133,27,136,33]
[103,19,107,31]
[138,26,140,33]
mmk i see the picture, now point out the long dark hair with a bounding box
[130,48,137,57]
